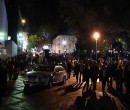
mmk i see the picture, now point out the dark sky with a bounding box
[5,0,130,46]
[5,0,66,43]
[18,0,60,29]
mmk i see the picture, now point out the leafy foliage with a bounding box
[100,40,110,58]
[59,0,130,49]
[27,34,45,49]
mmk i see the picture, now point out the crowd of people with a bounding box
[0,54,28,104]
[0,52,130,105]
[65,58,130,97]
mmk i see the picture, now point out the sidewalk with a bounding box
[75,79,130,110]
[0,75,129,110]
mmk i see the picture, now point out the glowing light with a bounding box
[93,32,100,40]
[23,42,28,50]
[89,78,91,85]
[21,19,26,25]
[0,32,4,36]
[93,32,100,61]
[8,36,11,40]
[97,50,100,53]
[97,78,100,82]
[62,40,67,45]
[43,45,49,49]
[0,32,5,40]
[17,32,23,37]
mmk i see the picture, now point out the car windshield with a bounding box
[33,65,54,71]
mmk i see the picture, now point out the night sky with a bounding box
[5,0,130,48]
[18,0,62,31]
[5,0,66,43]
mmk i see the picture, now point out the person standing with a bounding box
[79,60,84,82]
[74,61,80,82]
[100,64,107,95]
[7,57,13,81]
[67,60,72,79]
[124,62,130,96]
[0,59,2,104]
[83,62,90,91]
[115,65,124,94]
[12,58,19,80]
[91,62,99,91]
[0,58,7,104]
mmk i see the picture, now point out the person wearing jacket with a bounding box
[100,64,107,95]
[74,61,80,82]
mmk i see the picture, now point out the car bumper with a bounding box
[23,79,48,86]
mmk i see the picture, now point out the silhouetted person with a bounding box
[115,65,124,94]
[106,62,113,88]
[12,58,19,80]
[67,60,72,79]
[83,62,90,91]
[0,59,7,104]
[100,64,107,95]
[7,58,13,81]
[91,63,99,91]
[79,60,84,82]
[0,61,2,104]
[124,62,130,96]
[74,61,80,82]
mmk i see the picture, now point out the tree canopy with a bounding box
[27,34,45,50]
[59,0,130,49]
[16,0,130,50]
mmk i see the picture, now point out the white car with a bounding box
[23,64,67,88]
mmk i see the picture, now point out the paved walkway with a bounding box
[0,75,129,110]
[81,83,129,110]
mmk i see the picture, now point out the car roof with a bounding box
[55,65,64,68]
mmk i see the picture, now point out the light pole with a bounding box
[93,32,100,61]
[19,18,28,52]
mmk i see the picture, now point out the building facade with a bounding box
[52,35,77,54]
[5,40,17,57]
[0,0,8,47]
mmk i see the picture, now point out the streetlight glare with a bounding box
[93,32,100,61]
[62,40,67,45]
[93,32,100,40]
[21,19,26,25]
[43,45,49,49]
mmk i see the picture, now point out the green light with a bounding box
[17,32,23,37]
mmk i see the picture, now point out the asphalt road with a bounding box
[0,74,129,110]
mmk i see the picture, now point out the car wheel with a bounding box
[63,76,66,84]
[48,78,53,88]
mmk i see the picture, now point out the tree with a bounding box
[100,39,111,58]
[59,0,130,49]
[37,24,59,42]
[27,34,45,50]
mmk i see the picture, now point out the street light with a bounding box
[93,32,100,61]
[62,40,67,53]
[21,18,26,26]
[62,40,67,45]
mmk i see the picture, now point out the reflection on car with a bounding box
[23,64,67,88]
